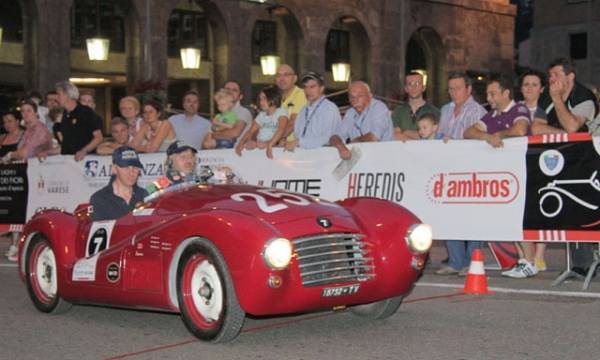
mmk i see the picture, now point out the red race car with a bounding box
[17,182,432,342]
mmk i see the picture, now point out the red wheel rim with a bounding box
[181,254,224,330]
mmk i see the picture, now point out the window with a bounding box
[167,9,209,59]
[0,1,23,42]
[71,0,126,52]
[325,29,350,69]
[251,21,277,64]
[570,32,587,60]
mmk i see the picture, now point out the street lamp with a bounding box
[332,62,351,82]
[86,38,110,61]
[180,47,202,69]
[260,55,280,76]
[85,0,110,61]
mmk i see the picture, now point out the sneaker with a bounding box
[458,267,470,277]
[5,245,17,259]
[7,253,17,262]
[435,265,460,275]
[535,258,547,272]
[501,259,538,278]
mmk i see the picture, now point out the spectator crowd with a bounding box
[1,57,600,274]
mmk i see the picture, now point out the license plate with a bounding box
[321,284,360,297]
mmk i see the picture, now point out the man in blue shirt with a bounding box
[329,81,394,159]
[285,71,341,151]
[89,146,148,221]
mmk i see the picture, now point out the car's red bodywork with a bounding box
[18,183,429,340]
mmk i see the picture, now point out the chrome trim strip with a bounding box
[298,257,373,269]
[300,265,374,277]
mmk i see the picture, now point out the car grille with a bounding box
[292,233,374,287]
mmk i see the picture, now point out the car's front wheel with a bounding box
[25,236,72,314]
[177,239,245,342]
[350,296,404,320]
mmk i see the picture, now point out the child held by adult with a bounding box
[203,89,239,149]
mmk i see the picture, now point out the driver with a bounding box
[146,140,199,194]
[89,146,148,221]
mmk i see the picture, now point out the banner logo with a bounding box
[427,172,519,204]
[539,150,564,176]
[538,170,600,218]
[347,172,405,202]
[269,178,322,196]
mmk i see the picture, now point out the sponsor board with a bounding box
[19,139,600,242]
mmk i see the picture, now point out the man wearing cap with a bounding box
[146,141,199,194]
[285,72,341,151]
[89,146,148,221]
[329,81,394,159]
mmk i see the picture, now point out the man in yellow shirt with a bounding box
[276,64,307,140]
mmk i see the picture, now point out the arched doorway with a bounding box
[166,0,228,116]
[250,5,303,101]
[0,1,25,111]
[324,16,371,104]
[405,27,446,106]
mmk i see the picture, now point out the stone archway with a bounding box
[405,27,447,106]
[324,15,371,90]
[249,5,303,98]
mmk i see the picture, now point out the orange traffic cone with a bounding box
[463,249,490,295]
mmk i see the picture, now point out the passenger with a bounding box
[146,141,199,194]
[89,146,148,221]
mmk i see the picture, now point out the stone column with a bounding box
[24,0,72,93]
[129,0,174,88]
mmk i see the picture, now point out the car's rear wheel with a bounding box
[25,236,72,314]
[350,296,403,320]
[177,239,245,342]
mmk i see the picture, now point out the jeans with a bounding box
[447,240,482,269]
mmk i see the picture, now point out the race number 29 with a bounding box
[231,189,311,213]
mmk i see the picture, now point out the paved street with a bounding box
[2,240,600,360]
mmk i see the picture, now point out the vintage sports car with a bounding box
[18,181,432,342]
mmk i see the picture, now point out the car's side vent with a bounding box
[292,233,374,287]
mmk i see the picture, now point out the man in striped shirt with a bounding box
[435,72,487,276]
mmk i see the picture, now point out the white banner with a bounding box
[27,138,532,241]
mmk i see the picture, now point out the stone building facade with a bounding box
[527,0,599,88]
[0,0,516,121]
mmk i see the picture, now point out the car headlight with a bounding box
[263,238,293,270]
[406,224,433,253]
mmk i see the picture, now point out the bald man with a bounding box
[329,81,394,159]
[275,64,307,140]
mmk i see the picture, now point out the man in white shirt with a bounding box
[168,90,210,151]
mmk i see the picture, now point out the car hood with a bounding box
[150,183,351,225]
